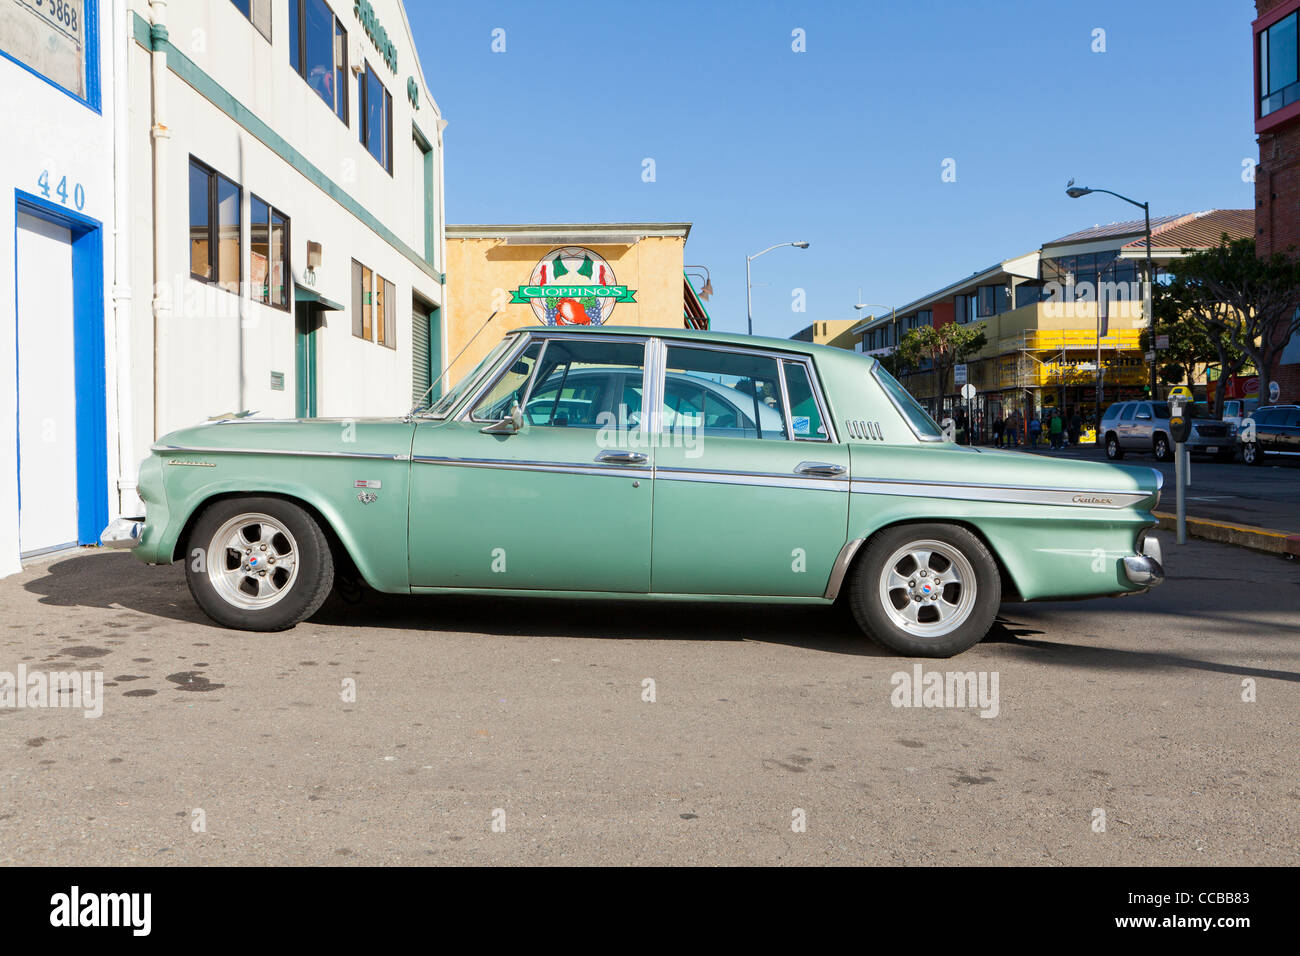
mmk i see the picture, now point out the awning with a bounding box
[294,284,344,312]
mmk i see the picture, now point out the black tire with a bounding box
[184,497,334,631]
[1153,434,1173,462]
[1105,433,1124,460]
[1242,442,1263,466]
[846,523,1001,658]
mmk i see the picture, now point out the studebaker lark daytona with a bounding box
[103,326,1164,657]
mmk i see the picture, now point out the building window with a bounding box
[250,196,290,310]
[976,284,1009,317]
[290,0,348,123]
[231,0,272,41]
[1260,11,1299,118]
[189,157,241,294]
[352,260,395,348]
[360,62,393,173]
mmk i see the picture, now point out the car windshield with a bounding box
[421,336,518,418]
[872,363,943,439]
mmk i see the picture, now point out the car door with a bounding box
[1280,409,1300,454]
[648,341,849,597]
[408,334,653,591]
[1129,403,1154,448]
[1116,403,1137,447]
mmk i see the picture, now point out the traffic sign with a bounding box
[954,364,968,386]
[960,383,976,401]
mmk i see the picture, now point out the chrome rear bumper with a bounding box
[1123,534,1165,589]
[100,517,145,550]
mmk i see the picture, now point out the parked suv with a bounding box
[1240,404,1300,466]
[1099,400,1234,462]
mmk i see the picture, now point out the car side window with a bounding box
[1136,404,1153,419]
[662,345,789,440]
[470,341,544,421]
[1253,409,1275,426]
[524,338,646,430]
[1120,404,1136,421]
[1285,410,1300,428]
[782,361,828,440]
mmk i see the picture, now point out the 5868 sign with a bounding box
[37,169,86,211]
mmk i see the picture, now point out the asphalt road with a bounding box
[2,536,1296,866]
[1007,441,1299,533]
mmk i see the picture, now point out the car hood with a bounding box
[153,417,416,459]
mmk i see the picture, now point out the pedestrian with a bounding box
[1049,410,1064,449]
[1007,412,1020,447]
[993,416,1005,448]
[1068,409,1082,446]
[1029,415,1041,448]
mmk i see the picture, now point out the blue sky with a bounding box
[406,0,1259,338]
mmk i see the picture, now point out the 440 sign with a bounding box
[512,247,637,325]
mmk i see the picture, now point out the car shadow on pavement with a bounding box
[986,616,1300,683]
[23,552,892,657]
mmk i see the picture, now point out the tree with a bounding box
[1145,274,1251,412]
[1162,236,1300,413]
[895,321,988,403]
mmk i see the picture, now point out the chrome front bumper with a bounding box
[1123,534,1165,589]
[100,517,145,550]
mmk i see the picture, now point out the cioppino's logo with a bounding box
[510,246,636,326]
[1072,493,1114,505]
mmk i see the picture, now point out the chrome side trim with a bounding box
[414,455,652,480]
[655,466,848,493]
[823,537,865,601]
[151,444,406,461]
[850,477,1151,509]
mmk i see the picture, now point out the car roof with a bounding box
[508,323,855,362]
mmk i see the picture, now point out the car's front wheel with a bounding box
[847,523,1001,657]
[1242,441,1262,466]
[1105,433,1124,460]
[184,497,334,631]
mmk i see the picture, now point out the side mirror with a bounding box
[480,401,525,435]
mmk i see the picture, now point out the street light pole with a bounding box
[746,241,810,335]
[1065,181,1157,398]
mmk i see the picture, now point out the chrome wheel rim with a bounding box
[1244,443,1255,463]
[1107,438,1118,457]
[878,538,977,638]
[1155,438,1168,459]
[208,513,300,610]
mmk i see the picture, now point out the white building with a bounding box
[1,0,447,576]
[0,0,118,575]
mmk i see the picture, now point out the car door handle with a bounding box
[795,461,846,477]
[595,450,648,465]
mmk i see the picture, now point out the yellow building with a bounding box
[790,319,861,350]
[443,223,709,386]
[852,209,1253,438]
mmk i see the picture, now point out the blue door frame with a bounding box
[13,189,109,546]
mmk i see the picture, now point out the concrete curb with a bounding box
[1153,510,1297,557]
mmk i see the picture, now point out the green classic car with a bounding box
[102,326,1165,657]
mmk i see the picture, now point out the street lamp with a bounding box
[854,297,896,352]
[746,241,810,335]
[1066,180,1157,398]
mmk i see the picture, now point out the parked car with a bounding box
[1098,400,1234,462]
[1240,404,1300,466]
[102,326,1165,658]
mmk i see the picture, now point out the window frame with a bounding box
[249,193,291,312]
[350,258,396,347]
[188,155,242,296]
[1259,9,1300,118]
[290,0,349,124]
[359,59,394,174]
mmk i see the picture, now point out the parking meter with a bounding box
[1168,395,1188,545]
[1168,396,1192,443]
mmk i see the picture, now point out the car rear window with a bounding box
[872,364,943,440]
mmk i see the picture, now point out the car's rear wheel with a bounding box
[1105,433,1124,460]
[185,497,334,631]
[1242,441,1262,466]
[847,523,1001,657]
[1153,434,1173,461]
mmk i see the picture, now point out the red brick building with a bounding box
[1255,0,1300,401]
